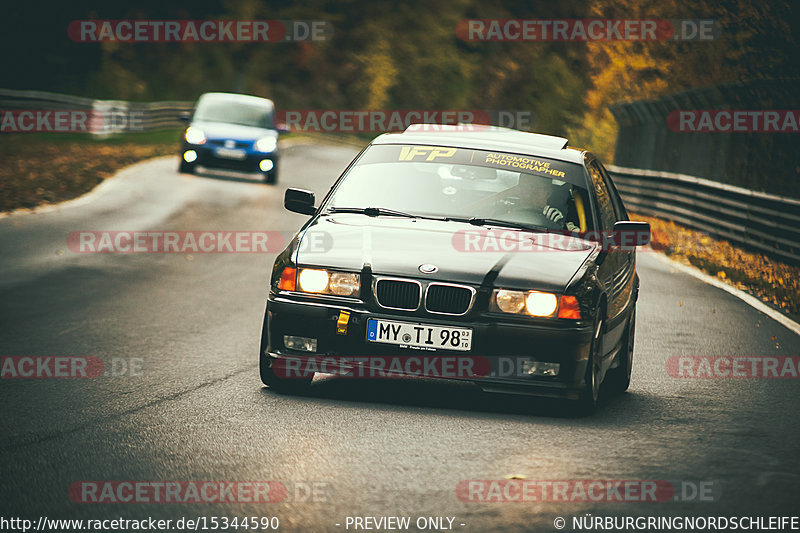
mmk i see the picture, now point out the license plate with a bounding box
[215,147,246,160]
[367,319,472,352]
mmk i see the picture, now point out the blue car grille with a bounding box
[207,139,251,149]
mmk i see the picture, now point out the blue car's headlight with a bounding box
[255,136,278,153]
[184,126,206,145]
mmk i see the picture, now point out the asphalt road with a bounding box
[1,142,799,532]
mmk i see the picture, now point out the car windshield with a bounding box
[194,98,274,128]
[327,144,594,232]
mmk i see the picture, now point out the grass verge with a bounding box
[0,129,183,213]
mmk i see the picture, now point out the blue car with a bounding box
[179,92,286,184]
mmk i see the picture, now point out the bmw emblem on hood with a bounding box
[419,264,438,274]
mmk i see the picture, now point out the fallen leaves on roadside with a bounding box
[634,213,800,318]
[0,134,179,212]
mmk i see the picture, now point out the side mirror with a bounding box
[284,188,316,215]
[612,221,651,248]
[179,111,191,122]
[275,122,290,134]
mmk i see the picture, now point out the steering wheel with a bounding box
[505,206,552,228]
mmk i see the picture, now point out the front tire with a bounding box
[606,309,635,394]
[262,168,278,184]
[571,314,603,415]
[178,160,196,174]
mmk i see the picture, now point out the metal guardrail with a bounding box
[608,165,800,265]
[608,79,800,196]
[0,88,192,134]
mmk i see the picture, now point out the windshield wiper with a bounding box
[444,217,546,232]
[327,206,422,219]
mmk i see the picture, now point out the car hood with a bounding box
[296,215,597,293]
[191,120,276,142]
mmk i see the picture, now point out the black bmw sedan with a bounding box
[259,124,650,413]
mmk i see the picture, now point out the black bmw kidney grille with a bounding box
[425,284,473,315]
[375,279,420,310]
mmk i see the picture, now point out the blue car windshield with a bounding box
[194,100,273,128]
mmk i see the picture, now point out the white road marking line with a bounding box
[647,251,800,338]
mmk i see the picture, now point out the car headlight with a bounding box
[298,269,329,293]
[296,268,360,297]
[493,289,560,317]
[526,291,558,317]
[255,136,277,152]
[328,272,361,296]
[495,289,526,314]
[185,126,206,145]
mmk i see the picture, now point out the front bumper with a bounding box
[261,292,594,400]
[182,143,278,173]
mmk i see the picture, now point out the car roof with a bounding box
[197,92,275,110]
[372,124,586,164]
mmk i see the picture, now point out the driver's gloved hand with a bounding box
[543,205,579,231]
[543,205,565,224]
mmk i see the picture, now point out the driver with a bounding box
[488,173,581,231]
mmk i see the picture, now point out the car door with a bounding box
[597,159,637,315]
[586,159,626,362]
